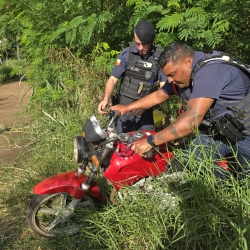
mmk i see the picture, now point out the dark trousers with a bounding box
[115,95,155,134]
[189,133,250,180]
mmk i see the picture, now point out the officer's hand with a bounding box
[110,104,128,116]
[98,100,109,114]
[131,138,152,156]
[130,108,146,116]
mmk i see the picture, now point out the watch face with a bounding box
[147,134,155,147]
[148,135,153,142]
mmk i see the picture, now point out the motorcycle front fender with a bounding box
[33,170,105,202]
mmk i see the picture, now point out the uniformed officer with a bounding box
[98,20,167,133]
[111,41,250,181]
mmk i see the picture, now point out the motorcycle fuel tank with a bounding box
[104,130,174,189]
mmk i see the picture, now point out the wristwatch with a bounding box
[147,134,157,147]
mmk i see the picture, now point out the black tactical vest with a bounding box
[119,43,162,100]
[191,51,250,136]
[176,51,250,136]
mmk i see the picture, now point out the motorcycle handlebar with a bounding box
[107,110,120,128]
[143,150,154,159]
[143,147,159,159]
[107,110,158,159]
[108,110,120,118]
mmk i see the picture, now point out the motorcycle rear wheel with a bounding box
[26,193,96,237]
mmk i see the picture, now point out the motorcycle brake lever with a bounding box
[143,147,159,159]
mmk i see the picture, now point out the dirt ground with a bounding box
[0,78,33,167]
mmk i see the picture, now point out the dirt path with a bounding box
[0,78,32,166]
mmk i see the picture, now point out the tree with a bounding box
[1,0,250,77]
[0,38,9,61]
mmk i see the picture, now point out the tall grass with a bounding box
[1,48,250,250]
[1,98,250,250]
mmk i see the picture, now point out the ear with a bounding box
[184,57,192,68]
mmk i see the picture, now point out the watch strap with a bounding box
[147,134,156,147]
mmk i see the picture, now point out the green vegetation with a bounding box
[1,0,250,249]
[0,63,12,84]
[0,59,29,85]
[1,114,250,249]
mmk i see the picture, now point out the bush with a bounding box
[0,63,12,84]
[8,59,29,78]
[0,60,29,84]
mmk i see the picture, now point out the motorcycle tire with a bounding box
[26,192,97,237]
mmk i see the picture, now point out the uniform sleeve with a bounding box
[157,69,168,83]
[161,81,175,95]
[110,48,128,79]
[190,64,232,100]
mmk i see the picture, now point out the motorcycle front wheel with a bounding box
[26,193,97,237]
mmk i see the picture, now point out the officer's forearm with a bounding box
[126,89,169,111]
[103,77,117,101]
[104,86,114,102]
[154,114,195,145]
[153,99,210,145]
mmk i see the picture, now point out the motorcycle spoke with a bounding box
[38,193,71,216]
[47,219,82,234]
[60,193,68,206]
[27,193,97,237]
[39,207,59,215]
[46,217,62,230]
[43,208,74,230]
[79,200,92,206]
[39,196,89,231]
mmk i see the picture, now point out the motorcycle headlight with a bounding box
[74,136,90,163]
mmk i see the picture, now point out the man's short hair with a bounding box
[134,20,155,44]
[159,42,194,68]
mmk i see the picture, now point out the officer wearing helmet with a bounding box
[98,20,167,133]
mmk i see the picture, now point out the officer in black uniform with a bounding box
[98,20,167,133]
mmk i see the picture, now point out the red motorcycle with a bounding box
[26,111,228,237]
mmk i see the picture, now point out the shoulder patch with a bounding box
[115,59,121,66]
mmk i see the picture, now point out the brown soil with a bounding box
[0,78,33,167]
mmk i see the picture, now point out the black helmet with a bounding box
[134,20,155,44]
